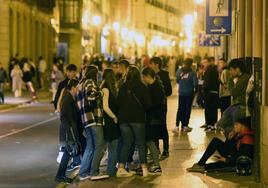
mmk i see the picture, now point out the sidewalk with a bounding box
[0,90,52,111]
[63,94,261,188]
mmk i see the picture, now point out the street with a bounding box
[0,95,261,188]
[0,103,59,188]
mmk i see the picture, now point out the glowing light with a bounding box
[121,27,129,38]
[92,15,101,26]
[179,32,184,37]
[128,30,136,40]
[183,14,194,28]
[195,0,204,4]
[171,40,176,46]
[102,26,110,36]
[135,34,145,47]
[179,41,184,48]
[118,47,123,54]
[194,11,198,20]
[112,22,120,32]
[82,10,90,28]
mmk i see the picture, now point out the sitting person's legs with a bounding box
[198,137,229,166]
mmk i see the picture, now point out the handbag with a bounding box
[66,142,80,157]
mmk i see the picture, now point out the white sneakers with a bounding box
[116,168,134,177]
[172,127,180,134]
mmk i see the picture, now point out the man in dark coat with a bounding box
[149,56,172,158]
[200,58,219,132]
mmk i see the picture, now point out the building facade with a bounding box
[0,0,56,69]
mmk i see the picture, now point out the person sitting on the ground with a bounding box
[187,117,254,173]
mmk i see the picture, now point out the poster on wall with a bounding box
[198,32,221,47]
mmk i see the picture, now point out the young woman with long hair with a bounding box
[117,65,151,177]
[100,69,121,177]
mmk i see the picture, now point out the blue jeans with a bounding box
[79,126,105,176]
[107,139,118,176]
[217,104,246,137]
[118,123,147,164]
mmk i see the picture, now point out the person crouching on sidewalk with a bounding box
[187,117,254,173]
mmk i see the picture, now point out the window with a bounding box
[59,0,81,28]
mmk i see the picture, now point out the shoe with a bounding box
[205,125,216,132]
[116,168,134,177]
[172,127,180,134]
[127,162,140,171]
[67,163,80,172]
[142,167,149,177]
[160,151,169,159]
[131,166,142,175]
[187,163,205,173]
[55,176,73,184]
[79,174,91,181]
[149,165,162,175]
[200,124,208,128]
[181,126,193,132]
[90,173,109,181]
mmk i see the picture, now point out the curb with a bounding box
[0,99,33,113]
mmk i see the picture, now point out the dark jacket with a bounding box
[60,92,80,144]
[54,78,69,109]
[22,71,32,82]
[228,73,251,105]
[203,65,219,93]
[146,80,166,140]
[147,80,166,125]
[118,82,151,124]
[157,69,172,97]
[0,68,7,83]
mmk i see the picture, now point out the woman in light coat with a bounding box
[11,64,23,97]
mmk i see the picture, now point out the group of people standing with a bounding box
[173,56,253,135]
[171,56,254,174]
[55,57,172,184]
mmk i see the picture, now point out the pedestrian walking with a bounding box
[0,62,7,104]
[22,61,37,100]
[51,64,64,102]
[11,64,23,97]
[38,56,47,89]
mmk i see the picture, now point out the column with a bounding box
[0,0,10,68]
